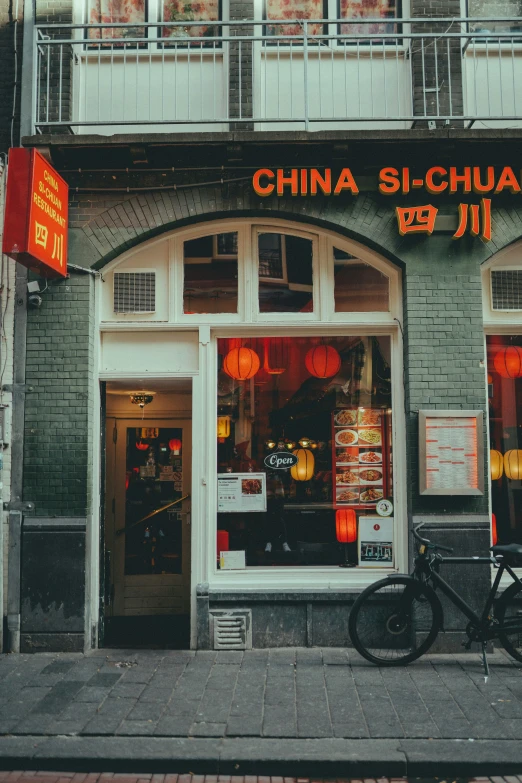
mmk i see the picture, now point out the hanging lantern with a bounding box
[305,344,341,379]
[492,513,498,546]
[336,508,357,543]
[264,337,288,375]
[298,436,312,448]
[504,449,522,480]
[285,440,296,450]
[490,449,504,481]
[223,347,260,381]
[493,346,522,379]
[265,438,277,450]
[217,416,231,439]
[169,438,182,455]
[136,441,149,451]
[290,448,315,481]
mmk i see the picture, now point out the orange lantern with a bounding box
[264,337,288,375]
[504,449,522,480]
[136,441,149,451]
[305,344,341,379]
[217,530,230,560]
[490,449,504,481]
[493,346,522,379]
[492,513,498,546]
[217,416,231,439]
[336,508,357,543]
[169,438,182,454]
[290,448,315,481]
[223,347,260,381]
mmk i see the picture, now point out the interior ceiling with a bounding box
[106,378,192,394]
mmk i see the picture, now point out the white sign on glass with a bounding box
[217,472,267,513]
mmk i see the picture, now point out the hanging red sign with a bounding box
[2,148,68,278]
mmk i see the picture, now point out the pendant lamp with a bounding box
[305,344,341,379]
[490,449,503,481]
[491,513,498,546]
[264,337,288,375]
[136,441,149,451]
[290,448,315,481]
[223,346,260,381]
[169,438,182,454]
[504,449,522,480]
[493,346,522,379]
[336,508,357,568]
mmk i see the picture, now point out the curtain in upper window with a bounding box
[88,0,145,40]
[265,0,324,37]
[339,0,399,36]
[162,0,220,39]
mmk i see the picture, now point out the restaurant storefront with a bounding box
[9,131,522,653]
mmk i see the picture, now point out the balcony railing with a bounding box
[33,17,522,133]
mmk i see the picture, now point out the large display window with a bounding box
[216,334,394,567]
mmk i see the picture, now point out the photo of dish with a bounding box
[358,409,382,427]
[359,451,382,464]
[337,489,359,502]
[360,488,384,503]
[242,478,262,495]
[336,470,359,485]
[335,429,358,446]
[358,429,381,446]
[336,449,359,464]
[335,409,357,427]
[359,469,383,483]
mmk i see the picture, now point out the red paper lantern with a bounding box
[493,346,522,379]
[336,509,357,543]
[169,438,182,452]
[305,344,341,379]
[217,530,230,558]
[264,337,288,375]
[223,347,260,380]
[136,441,149,451]
[492,513,498,546]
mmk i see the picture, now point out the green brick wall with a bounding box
[23,272,95,517]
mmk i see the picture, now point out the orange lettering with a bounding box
[472,166,495,194]
[449,167,472,194]
[300,169,308,195]
[495,166,521,194]
[333,168,359,195]
[277,169,299,196]
[253,169,274,197]
[425,167,448,194]
[310,169,332,195]
[379,167,400,194]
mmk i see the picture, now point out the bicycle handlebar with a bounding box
[412,522,454,554]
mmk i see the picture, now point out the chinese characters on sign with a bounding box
[251,165,522,242]
[2,148,68,278]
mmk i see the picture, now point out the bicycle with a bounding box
[348,522,522,680]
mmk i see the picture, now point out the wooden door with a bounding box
[105,419,192,619]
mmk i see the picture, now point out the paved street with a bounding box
[1,648,522,740]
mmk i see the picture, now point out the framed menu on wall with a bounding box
[419,410,484,496]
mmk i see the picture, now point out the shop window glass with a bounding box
[258,233,313,314]
[124,427,184,574]
[468,0,522,34]
[334,247,389,313]
[216,335,393,568]
[183,232,238,314]
[87,0,146,42]
[162,0,220,41]
[487,335,522,546]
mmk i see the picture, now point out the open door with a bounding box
[104,414,192,648]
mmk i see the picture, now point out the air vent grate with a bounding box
[114,271,156,313]
[491,270,522,311]
[209,609,252,650]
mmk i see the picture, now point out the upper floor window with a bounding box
[258,232,314,313]
[183,232,238,314]
[86,0,220,41]
[264,0,400,37]
[334,247,390,312]
[468,0,522,34]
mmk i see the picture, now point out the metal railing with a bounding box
[33,17,522,133]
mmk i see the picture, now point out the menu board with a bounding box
[419,411,484,496]
[217,472,267,513]
[332,408,389,508]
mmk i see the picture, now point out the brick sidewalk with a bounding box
[1,648,522,740]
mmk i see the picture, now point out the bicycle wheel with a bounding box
[348,575,442,666]
[496,582,522,663]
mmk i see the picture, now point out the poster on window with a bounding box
[358,516,393,567]
[217,472,267,513]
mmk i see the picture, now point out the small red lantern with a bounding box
[169,438,182,454]
[493,346,522,379]
[336,508,357,568]
[223,347,260,381]
[136,441,149,451]
[305,344,341,379]
[492,513,498,546]
[217,530,230,560]
[264,337,288,375]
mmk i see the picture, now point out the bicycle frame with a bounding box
[416,553,522,637]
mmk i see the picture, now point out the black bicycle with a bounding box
[348,523,522,678]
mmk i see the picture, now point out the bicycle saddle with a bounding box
[491,543,522,562]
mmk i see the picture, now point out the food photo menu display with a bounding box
[332,408,390,508]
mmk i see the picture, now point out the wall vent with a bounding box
[491,269,522,311]
[113,271,156,313]
[209,609,252,650]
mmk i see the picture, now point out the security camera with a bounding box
[28,294,43,307]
